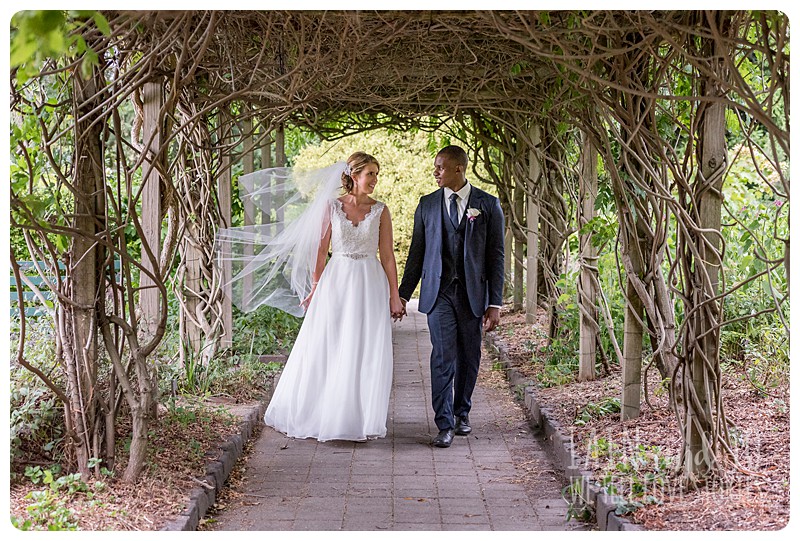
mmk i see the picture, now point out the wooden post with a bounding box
[67,68,105,478]
[183,227,202,356]
[686,42,727,477]
[526,125,541,324]
[578,132,599,381]
[275,123,285,167]
[260,122,272,226]
[275,124,285,230]
[241,114,255,304]
[513,171,524,312]
[140,81,163,338]
[242,115,256,225]
[217,119,233,349]
[620,242,645,419]
[619,169,648,419]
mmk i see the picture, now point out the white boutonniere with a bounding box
[466,208,481,222]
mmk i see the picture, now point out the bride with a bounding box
[217,152,403,442]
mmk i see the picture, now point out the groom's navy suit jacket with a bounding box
[399,185,505,318]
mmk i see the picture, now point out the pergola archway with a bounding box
[10,10,788,485]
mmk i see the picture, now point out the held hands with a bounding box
[390,295,406,322]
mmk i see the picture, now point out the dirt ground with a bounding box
[489,306,790,531]
[9,306,790,531]
[10,397,251,531]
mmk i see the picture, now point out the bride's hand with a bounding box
[300,283,318,311]
[390,296,404,321]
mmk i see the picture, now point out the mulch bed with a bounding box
[10,307,789,531]
[490,305,790,531]
[10,397,256,531]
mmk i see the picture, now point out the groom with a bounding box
[399,145,505,448]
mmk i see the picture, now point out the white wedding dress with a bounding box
[263,199,394,441]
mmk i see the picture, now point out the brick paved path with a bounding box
[209,301,585,531]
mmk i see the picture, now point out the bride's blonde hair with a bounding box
[342,152,380,193]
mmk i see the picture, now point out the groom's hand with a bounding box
[390,296,406,322]
[482,306,500,332]
[391,298,407,321]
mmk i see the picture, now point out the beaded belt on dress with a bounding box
[332,252,372,260]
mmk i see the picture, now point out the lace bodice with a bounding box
[330,199,384,259]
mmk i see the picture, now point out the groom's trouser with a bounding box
[426,281,483,431]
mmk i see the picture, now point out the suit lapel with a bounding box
[464,187,480,246]
[431,188,444,232]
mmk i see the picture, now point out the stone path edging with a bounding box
[161,326,644,532]
[483,332,644,532]
[161,401,268,531]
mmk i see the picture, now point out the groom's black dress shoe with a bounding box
[455,416,472,436]
[432,429,455,448]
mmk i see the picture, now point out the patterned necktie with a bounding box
[449,193,459,227]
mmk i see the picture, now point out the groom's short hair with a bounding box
[437,145,468,169]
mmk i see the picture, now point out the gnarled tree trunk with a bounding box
[677,13,731,481]
[64,66,105,479]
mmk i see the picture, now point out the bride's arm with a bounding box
[301,218,332,310]
[378,206,404,319]
[312,221,332,283]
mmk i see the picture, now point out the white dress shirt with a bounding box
[443,182,471,224]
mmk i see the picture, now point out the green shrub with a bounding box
[595,442,672,515]
[12,466,110,530]
[201,354,283,400]
[231,304,302,358]
[574,397,621,426]
[9,319,65,469]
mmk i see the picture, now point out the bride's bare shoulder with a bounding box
[375,200,391,218]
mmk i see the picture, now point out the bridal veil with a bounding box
[214,162,346,317]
